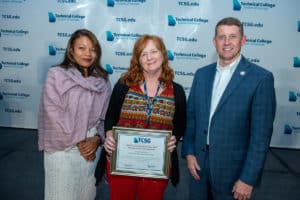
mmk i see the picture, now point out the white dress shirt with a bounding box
[207,56,241,145]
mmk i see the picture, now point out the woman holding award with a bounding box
[95,34,186,200]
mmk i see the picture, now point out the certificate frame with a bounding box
[110,126,172,179]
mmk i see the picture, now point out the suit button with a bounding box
[204,130,207,135]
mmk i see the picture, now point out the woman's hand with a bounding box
[77,136,101,161]
[167,135,177,153]
[103,130,116,155]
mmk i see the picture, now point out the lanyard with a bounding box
[144,81,161,126]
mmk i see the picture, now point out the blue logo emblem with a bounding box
[107,0,114,7]
[105,64,113,74]
[294,57,300,68]
[233,0,242,10]
[106,31,114,41]
[48,12,56,23]
[284,124,293,134]
[48,45,56,56]
[168,15,176,26]
[133,137,151,144]
[289,91,297,102]
[167,50,174,61]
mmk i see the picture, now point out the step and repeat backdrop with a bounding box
[0,0,299,148]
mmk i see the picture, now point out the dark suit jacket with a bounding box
[181,55,276,192]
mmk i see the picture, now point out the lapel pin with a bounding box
[240,71,246,76]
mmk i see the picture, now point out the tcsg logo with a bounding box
[134,137,151,144]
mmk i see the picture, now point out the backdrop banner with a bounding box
[0,0,299,149]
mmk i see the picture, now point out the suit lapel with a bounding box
[205,65,217,114]
[214,57,251,115]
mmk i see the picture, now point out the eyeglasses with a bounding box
[140,50,160,59]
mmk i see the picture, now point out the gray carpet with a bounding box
[0,127,299,200]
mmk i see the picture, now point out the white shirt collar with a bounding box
[216,55,241,73]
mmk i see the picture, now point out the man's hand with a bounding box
[232,179,253,200]
[186,155,201,180]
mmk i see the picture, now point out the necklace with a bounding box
[144,81,161,126]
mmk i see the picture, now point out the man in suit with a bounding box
[181,17,276,200]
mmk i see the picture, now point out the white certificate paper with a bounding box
[110,127,171,179]
[117,133,165,173]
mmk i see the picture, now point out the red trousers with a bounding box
[106,161,169,200]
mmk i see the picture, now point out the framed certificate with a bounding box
[110,126,172,179]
